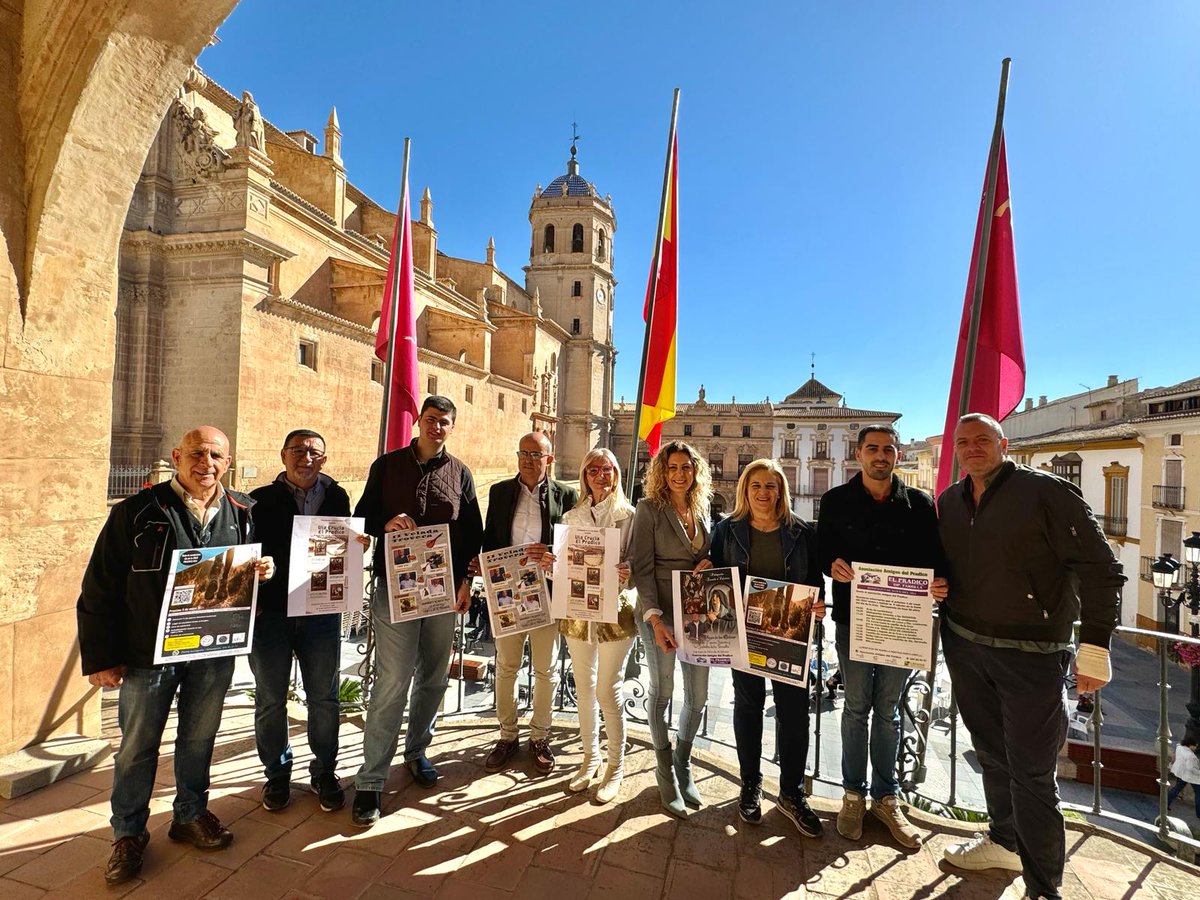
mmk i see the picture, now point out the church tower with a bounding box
[524,136,617,475]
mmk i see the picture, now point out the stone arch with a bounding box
[1,0,240,755]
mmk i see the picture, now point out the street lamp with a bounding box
[1151,552,1183,837]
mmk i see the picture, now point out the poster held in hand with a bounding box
[288,516,365,616]
[733,576,817,688]
[671,566,743,667]
[550,523,621,623]
[385,525,454,623]
[155,543,262,663]
[482,543,552,638]
[849,562,935,669]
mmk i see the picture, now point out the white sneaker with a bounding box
[943,833,1022,872]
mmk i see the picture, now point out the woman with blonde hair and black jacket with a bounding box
[628,440,713,817]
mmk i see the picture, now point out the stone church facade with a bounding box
[111,69,617,498]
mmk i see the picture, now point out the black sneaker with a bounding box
[739,777,763,824]
[778,792,823,838]
[310,773,345,812]
[261,776,291,812]
[407,755,438,788]
[351,789,381,828]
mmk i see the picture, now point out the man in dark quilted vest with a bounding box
[350,396,483,827]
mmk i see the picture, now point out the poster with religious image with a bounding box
[384,525,455,623]
[287,515,365,616]
[671,567,744,667]
[155,543,261,663]
[549,523,622,623]
[733,576,817,688]
[482,543,552,638]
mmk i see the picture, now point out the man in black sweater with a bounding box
[249,429,355,815]
[817,424,946,850]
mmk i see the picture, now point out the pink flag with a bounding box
[376,176,420,453]
[937,135,1026,496]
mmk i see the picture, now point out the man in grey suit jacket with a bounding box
[479,432,577,774]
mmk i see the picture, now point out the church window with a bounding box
[742,425,751,438]
[712,424,721,437]
[498,393,506,411]
[572,318,580,334]
[370,359,384,384]
[596,228,606,261]
[572,223,584,253]
[543,224,555,253]
[465,385,474,404]
[297,340,317,370]
[683,424,692,436]
[572,281,582,297]
[522,398,528,413]
[427,375,438,395]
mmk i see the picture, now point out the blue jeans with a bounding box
[110,658,234,839]
[355,580,455,791]
[1168,776,1200,816]
[637,619,709,751]
[835,622,910,799]
[249,612,342,781]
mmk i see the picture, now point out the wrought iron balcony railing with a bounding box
[1152,485,1185,509]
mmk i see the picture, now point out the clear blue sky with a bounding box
[200,1,1200,441]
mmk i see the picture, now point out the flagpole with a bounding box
[378,137,411,458]
[949,58,1010,485]
[625,89,680,499]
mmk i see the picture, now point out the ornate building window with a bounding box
[572,223,584,253]
[596,228,606,261]
[543,224,555,252]
[709,453,724,480]
[1102,462,1129,539]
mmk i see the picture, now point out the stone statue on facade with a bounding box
[173,102,226,182]
[234,91,266,152]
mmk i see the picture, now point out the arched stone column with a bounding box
[0,0,239,755]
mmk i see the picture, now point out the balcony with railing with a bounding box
[1098,515,1128,538]
[1140,555,1157,583]
[1153,484,1186,509]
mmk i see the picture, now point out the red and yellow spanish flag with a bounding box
[638,130,678,456]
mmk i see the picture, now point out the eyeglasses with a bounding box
[585,466,615,477]
[516,450,547,460]
[285,447,326,459]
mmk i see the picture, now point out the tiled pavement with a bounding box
[1,692,1196,899]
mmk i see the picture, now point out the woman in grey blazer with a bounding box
[628,440,714,817]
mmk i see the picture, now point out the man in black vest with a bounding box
[249,429,355,815]
[78,426,275,886]
[351,396,483,827]
[481,432,577,775]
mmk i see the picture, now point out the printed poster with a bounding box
[288,515,365,616]
[550,523,621,623]
[734,576,818,688]
[671,567,743,667]
[154,543,261,663]
[482,543,552,638]
[384,525,455,623]
[849,562,935,669]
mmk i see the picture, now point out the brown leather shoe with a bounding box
[529,737,555,775]
[485,738,519,773]
[105,831,149,885]
[167,809,233,850]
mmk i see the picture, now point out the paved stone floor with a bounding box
[0,693,1196,899]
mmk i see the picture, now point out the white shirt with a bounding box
[512,479,544,546]
[1172,743,1200,783]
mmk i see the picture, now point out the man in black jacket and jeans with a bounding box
[249,429,355,815]
[78,426,275,886]
[938,413,1122,900]
[817,424,946,850]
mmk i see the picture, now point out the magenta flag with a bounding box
[376,175,420,453]
[937,135,1026,496]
